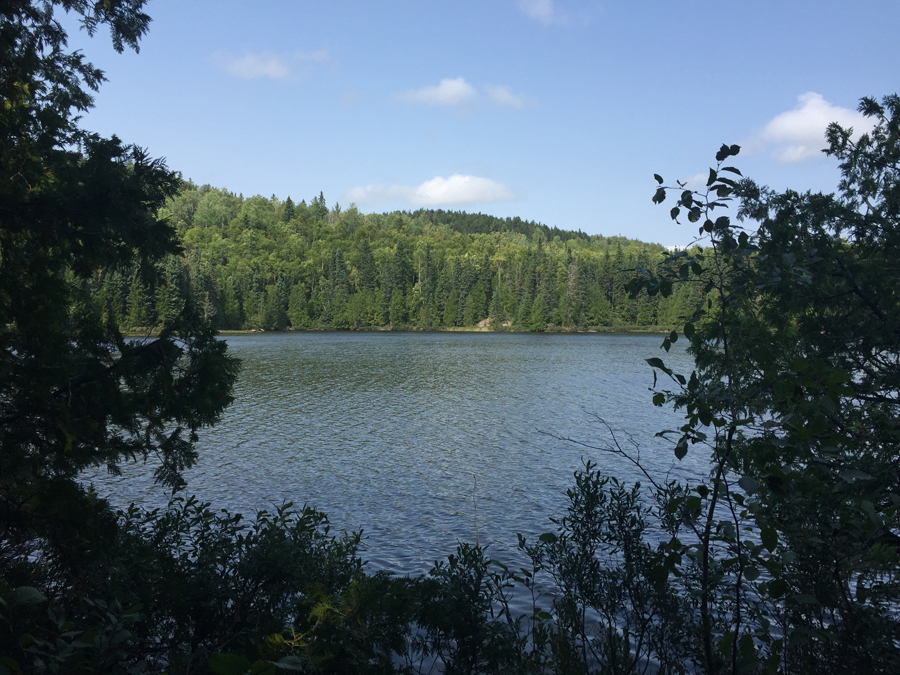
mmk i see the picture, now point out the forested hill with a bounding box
[409,208,590,242]
[90,183,701,332]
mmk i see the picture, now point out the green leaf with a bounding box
[674,437,688,460]
[670,206,681,220]
[768,578,788,599]
[706,168,717,187]
[11,587,46,606]
[652,393,665,406]
[839,469,874,483]
[249,661,276,675]
[683,321,695,339]
[715,176,738,188]
[667,496,684,514]
[715,143,734,162]
[209,653,251,675]
[681,190,693,207]
[0,657,22,675]
[744,565,760,581]
[646,357,673,376]
[652,187,666,204]
[654,173,664,184]
[720,166,742,176]
[275,656,304,672]
[538,532,557,544]
[738,476,759,494]
[761,527,778,552]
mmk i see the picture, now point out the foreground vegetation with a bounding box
[2,2,899,673]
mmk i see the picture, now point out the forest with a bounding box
[94,185,701,333]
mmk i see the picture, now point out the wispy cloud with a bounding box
[344,175,515,207]
[397,78,536,110]
[679,173,710,191]
[397,77,478,106]
[752,92,872,163]
[212,49,327,80]
[518,0,565,25]
[484,84,536,109]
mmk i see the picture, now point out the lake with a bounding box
[84,331,699,575]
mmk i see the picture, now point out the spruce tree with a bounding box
[282,196,296,222]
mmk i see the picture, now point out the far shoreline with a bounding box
[125,325,678,338]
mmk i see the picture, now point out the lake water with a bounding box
[84,331,699,575]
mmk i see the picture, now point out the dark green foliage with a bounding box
[521,465,695,674]
[629,96,900,674]
[282,196,295,223]
[0,1,239,669]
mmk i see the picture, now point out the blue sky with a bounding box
[64,0,900,245]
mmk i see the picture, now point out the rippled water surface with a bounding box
[85,332,697,575]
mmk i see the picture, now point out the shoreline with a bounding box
[125,325,678,338]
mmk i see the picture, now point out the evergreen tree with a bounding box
[126,269,149,329]
[310,192,328,221]
[155,256,186,325]
[389,288,407,326]
[262,284,288,330]
[282,196,295,223]
[420,242,437,304]
[101,270,126,328]
[221,275,243,328]
[468,281,487,324]
[287,282,309,328]
[0,2,240,649]
[443,289,459,327]
[357,238,376,291]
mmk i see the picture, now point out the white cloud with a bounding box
[756,92,872,163]
[518,0,564,25]
[397,79,536,109]
[212,50,327,80]
[397,77,478,106]
[485,84,536,109]
[344,175,515,207]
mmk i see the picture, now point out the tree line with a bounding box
[88,185,702,333]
